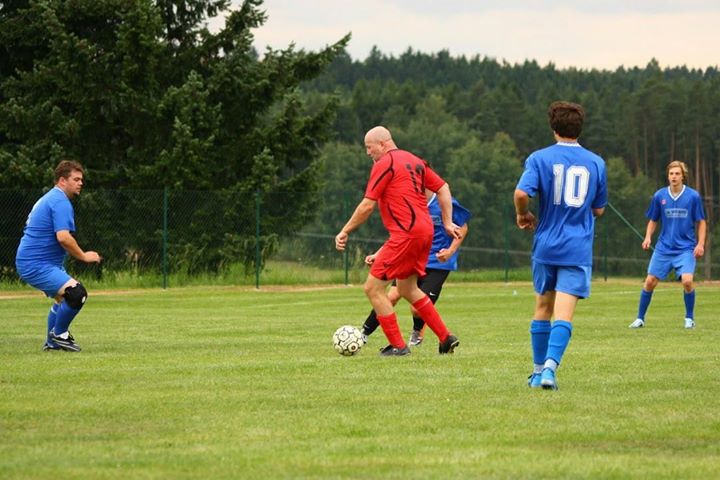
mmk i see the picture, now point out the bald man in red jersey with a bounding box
[335,126,462,356]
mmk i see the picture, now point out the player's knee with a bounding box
[363,284,384,304]
[387,288,401,305]
[63,283,88,310]
[534,299,553,318]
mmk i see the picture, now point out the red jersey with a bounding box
[364,149,446,238]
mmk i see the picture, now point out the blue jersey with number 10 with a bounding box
[516,142,608,266]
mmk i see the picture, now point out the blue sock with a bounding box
[684,290,695,319]
[530,320,551,367]
[47,303,59,337]
[545,320,573,369]
[53,300,80,335]
[637,289,653,320]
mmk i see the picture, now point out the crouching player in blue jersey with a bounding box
[15,160,101,352]
[514,101,608,390]
[629,161,706,330]
[360,190,471,346]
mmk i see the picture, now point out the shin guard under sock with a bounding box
[411,296,449,342]
[544,320,573,368]
[376,312,406,348]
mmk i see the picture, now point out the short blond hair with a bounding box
[666,160,689,182]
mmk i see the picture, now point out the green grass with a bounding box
[1,261,535,292]
[1,281,718,479]
[0,261,377,291]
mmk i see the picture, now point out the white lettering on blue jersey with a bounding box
[553,164,590,208]
[664,208,688,218]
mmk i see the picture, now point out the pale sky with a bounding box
[216,0,720,70]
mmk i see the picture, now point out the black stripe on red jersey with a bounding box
[370,154,395,192]
[387,191,417,232]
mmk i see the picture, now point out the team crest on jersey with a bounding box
[661,199,666,205]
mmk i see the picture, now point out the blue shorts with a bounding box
[16,262,71,297]
[648,250,696,280]
[532,262,592,299]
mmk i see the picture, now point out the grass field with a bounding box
[1,281,718,479]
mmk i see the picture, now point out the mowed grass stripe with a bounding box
[1,281,718,479]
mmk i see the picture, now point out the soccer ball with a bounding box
[332,325,364,356]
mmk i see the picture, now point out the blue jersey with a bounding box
[516,142,608,266]
[646,185,705,255]
[425,195,471,271]
[16,187,75,266]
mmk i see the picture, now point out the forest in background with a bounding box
[308,48,719,194]
[302,49,719,277]
[1,1,718,279]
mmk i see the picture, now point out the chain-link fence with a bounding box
[1,189,717,288]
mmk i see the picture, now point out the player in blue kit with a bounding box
[514,101,608,390]
[360,191,470,346]
[629,161,706,330]
[15,160,101,352]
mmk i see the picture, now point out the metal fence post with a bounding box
[344,193,349,286]
[255,190,261,289]
[504,202,510,283]
[162,187,168,289]
[603,214,608,281]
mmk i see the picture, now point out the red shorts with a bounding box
[370,235,432,281]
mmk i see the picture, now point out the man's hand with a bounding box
[436,248,452,263]
[516,212,536,230]
[335,231,349,251]
[364,253,377,266]
[83,251,102,263]
[694,244,705,258]
[444,223,462,240]
[641,237,652,250]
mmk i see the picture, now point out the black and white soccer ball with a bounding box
[332,325,364,356]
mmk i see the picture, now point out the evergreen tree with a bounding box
[0,0,349,273]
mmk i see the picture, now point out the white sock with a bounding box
[543,359,558,372]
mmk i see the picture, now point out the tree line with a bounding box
[308,48,719,194]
